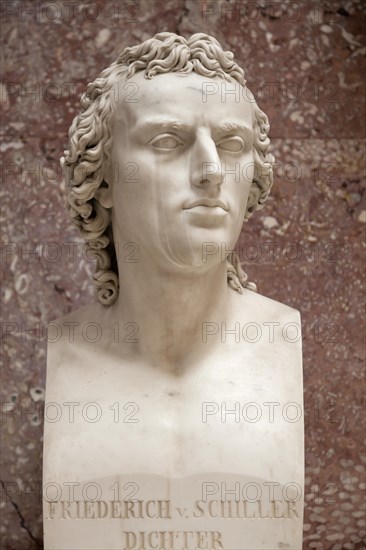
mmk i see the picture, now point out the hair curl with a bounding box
[62,32,274,305]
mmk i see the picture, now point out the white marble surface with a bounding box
[43,291,304,549]
[44,33,304,549]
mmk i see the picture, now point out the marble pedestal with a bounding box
[43,291,304,549]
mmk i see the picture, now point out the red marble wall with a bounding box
[1,1,365,548]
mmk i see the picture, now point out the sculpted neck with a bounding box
[112,255,230,373]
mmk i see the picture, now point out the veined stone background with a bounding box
[0,0,365,548]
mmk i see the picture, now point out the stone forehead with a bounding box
[111,71,254,125]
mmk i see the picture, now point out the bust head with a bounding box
[62,32,274,305]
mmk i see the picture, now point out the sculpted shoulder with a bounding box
[49,301,110,340]
[46,302,120,367]
[50,301,109,329]
[231,287,301,326]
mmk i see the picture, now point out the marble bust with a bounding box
[43,33,304,549]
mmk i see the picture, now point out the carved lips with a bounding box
[183,198,229,212]
[182,198,229,228]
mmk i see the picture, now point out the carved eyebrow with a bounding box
[131,118,253,140]
[216,121,253,135]
[133,118,192,133]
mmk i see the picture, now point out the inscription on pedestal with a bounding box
[43,474,303,550]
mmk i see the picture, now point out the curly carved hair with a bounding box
[62,32,274,305]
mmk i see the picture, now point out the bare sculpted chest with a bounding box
[43,299,304,550]
[45,346,293,474]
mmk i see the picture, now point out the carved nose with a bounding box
[191,134,222,189]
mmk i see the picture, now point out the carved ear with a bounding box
[95,181,113,209]
[95,160,114,209]
[246,183,261,213]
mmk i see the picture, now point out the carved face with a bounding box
[105,72,255,272]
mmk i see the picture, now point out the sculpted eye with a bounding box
[217,136,245,152]
[150,134,183,150]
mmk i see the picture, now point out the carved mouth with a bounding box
[183,198,229,211]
